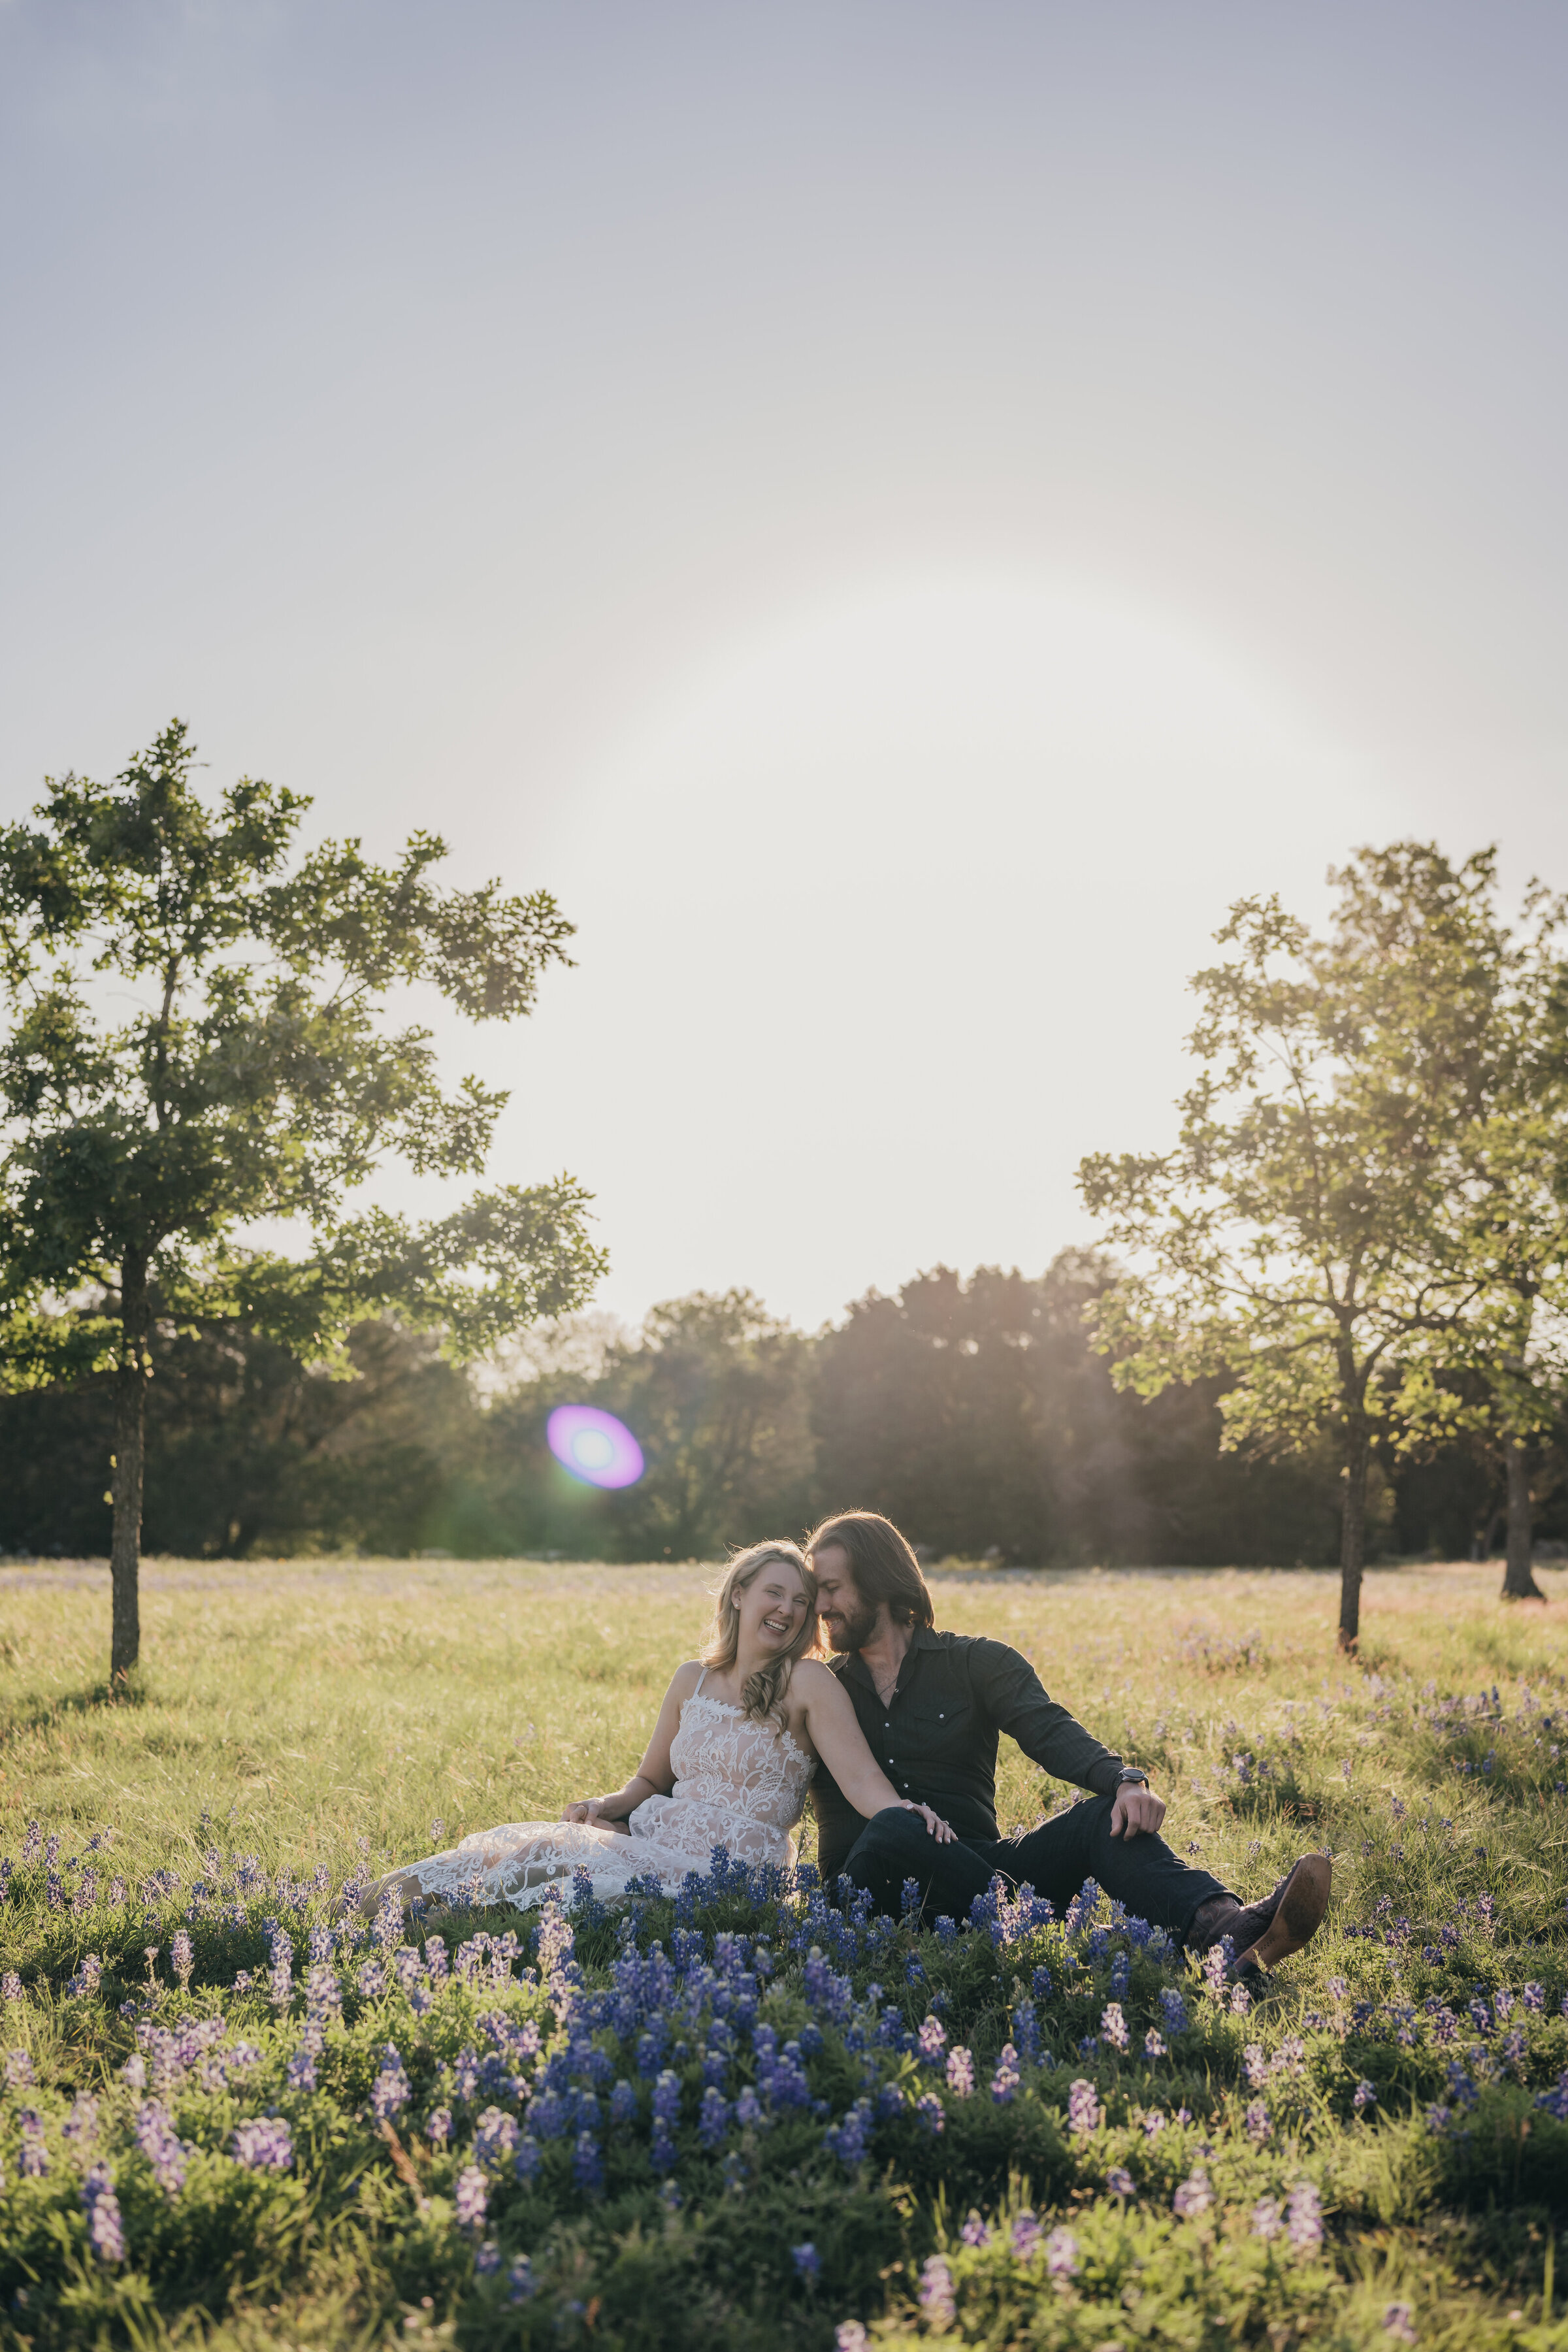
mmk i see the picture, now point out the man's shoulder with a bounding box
[923,1627,1029,1665]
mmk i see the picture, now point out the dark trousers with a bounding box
[838,1796,1231,1942]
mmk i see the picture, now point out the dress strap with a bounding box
[691,1666,706,1699]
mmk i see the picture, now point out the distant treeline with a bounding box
[1,1252,1561,1566]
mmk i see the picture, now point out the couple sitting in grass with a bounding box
[374,1511,1331,1980]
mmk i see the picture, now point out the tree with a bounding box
[1343,847,1568,1601]
[1078,859,1494,1650]
[0,722,607,1678]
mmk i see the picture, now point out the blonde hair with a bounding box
[701,1540,818,1723]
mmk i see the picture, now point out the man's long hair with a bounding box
[701,1541,819,1723]
[805,1511,934,1629]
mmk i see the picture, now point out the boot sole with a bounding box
[1235,1853,1331,1973]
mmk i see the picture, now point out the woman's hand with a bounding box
[560,1798,610,1826]
[897,1799,955,1843]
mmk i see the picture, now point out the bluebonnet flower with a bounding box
[474,2108,518,2170]
[425,2106,451,2147]
[990,2044,1021,2103]
[698,2087,730,2149]
[372,2044,411,2122]
[1100,2002,1130,2051]
[1353,2080,1377,2112]
[356,1959,385,2000]
[1144,2028,1167,2057]
[913,2092,944,2134]
[1245,2100,1270,2144]
[474,2240,501,2276]
[1384,2304,1417,2342]
[572,2129,603,2192]
[453,2164,488,2230]
[18,2112,48,2176]
[918,2257,956,2327]
[1045,2227,1079,2280]
[1252,2197,1283,2239]
[231,2119,294,2172]
[836,2327,869,2352]
[1032,1965,1053,1999]
[508,2255,536,2303]
[960,2215,991,2246]
[5,2051,33,2087]
[945,2046,975,2099]
[514,2136,542,2184]
[1143,2108,1165,2137]
[1,1974,20,2003]
[609,2078,636,2126]
[917,2015,947,2062]
[1286,2181,1323,2252]
[792,2243,821,2282]
[934,1916,957,1946]
[1159,1987,1188,2035]
[1011,2209,1043,2260]
[1011,1999,1040,2066]
[1173,2172,1212,2219]
[171,1930,194,1989]
[1067,2078,1100,2135]
[1107,2165,1135,2197]
[823,2098,873,2168]
[81,2164,125,2264]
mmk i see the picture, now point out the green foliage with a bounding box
[1078,843,1568,1644]
[0,723,606,1667]
[0,1561,1564,2350]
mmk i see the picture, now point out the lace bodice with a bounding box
[374,1674,816,1916]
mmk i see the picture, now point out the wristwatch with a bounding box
[1117,1767,1151,1788]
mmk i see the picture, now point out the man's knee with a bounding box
[843,1806,932,1882]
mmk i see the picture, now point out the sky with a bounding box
[3,1,1567,1335]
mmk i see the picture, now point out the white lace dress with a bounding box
[374,1676,817,1914]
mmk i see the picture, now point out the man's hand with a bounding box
[1109,1782,1166,1840]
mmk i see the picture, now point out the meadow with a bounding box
[1,1556,1565,2351]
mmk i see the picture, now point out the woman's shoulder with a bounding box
[789,1658,845,1698]
[667,1659,706,1695]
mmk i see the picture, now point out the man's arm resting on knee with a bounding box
[972,1638,1162,1832]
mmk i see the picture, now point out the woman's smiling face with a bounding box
[736,1560,812,1655]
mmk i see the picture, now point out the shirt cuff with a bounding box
[1086,1756,1125,1798]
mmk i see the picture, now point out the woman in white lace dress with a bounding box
[368,1541,952,1916]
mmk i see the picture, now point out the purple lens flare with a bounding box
[546,1405,645,1490]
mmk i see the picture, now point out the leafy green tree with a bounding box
[0,723,606,1677]
[1078,856,1497,1650]
[1353,847,1568,1601]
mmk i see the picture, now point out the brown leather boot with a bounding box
[1229,1853,1333,1976]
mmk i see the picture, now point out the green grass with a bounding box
[1,1558,1566,2351]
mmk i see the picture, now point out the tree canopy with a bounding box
[0,722,606,1676]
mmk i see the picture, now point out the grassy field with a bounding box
[1,1558,1565,2350]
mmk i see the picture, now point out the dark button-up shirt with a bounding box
[811,1627,1124,1884]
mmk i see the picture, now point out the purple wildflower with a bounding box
[134,2101,187,2196]
[371,2042,410,2121]
[1011,2208,1043,2260]
[1,1974,20,2003]
[231,2118,294,2172]
[918,2255,956,2327]
[945,2046,975,2099]
[1067,2078,1100,2136]
[171,1931,194,1990]
[5,2050,33,2087]
[1100,2002,1130,2051]
[1045,2227,1079,2281]
[1384,2304,1417,2342]
[1173,2171,1213,2219]
[1107,2165,1135,2197]
[792,2243,821,2282]
[81,2164,125,2264]
[1144,2028,1167,2057]
[1354,2080,1377,2112]
[508,2255,535,2302]
[474,2107,518,2170]
[917,2014,948,2062]
[990,2044,1021,2103]
[572,2130,603,2192]
[18,2112,48,2176]
[913,2091,945,2134]
[1251,2197,1282,2240]
[454,2163,488,2230]
[1286,2180,1323,2253]
[960,2215,991,2246]
[1245,2100,1271,2144]
[836,2327,870,2352]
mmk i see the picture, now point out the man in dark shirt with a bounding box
[807,1512,1331,1976]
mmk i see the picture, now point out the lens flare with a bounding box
[546,1405,645,1490]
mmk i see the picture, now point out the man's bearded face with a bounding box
[810,1545,879,1652]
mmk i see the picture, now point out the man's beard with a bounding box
[819,1600,879,1654]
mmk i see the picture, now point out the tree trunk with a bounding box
[1500,1437,1544,1601]
[110,1252,150,1684]
[1338,1418,1370,1652]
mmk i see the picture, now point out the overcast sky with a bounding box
[3,2,1567,1332]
